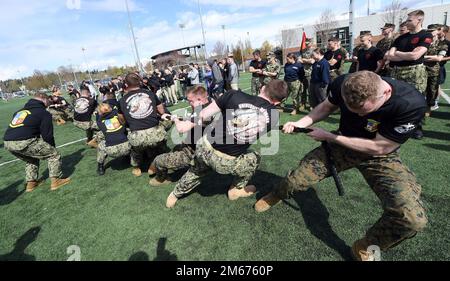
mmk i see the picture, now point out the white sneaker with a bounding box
[431,103,439,111]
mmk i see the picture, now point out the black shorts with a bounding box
[439,65,446,85]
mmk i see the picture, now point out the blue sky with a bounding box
[0,0,447,80]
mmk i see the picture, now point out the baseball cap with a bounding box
[381,23,395,30]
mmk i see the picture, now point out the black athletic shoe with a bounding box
[412,129,424,140]
[97,163,105,176]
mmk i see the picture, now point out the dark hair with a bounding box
[328,37,340,43]
[124,72,142,88]
[313,48,324,55]
[253,50,261,56]
[264,80,288,102]
[286,53,297,61]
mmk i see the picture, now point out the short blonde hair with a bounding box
[341,71,382,108]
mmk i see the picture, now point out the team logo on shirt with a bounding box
[424,37,432,44]
[9,110,31,128]
[125,92,153,119]
[411,37,420,45]
[394,123,416,134]
[365,53,372,60]
[226,104,269,143]
[365,119,380,133]
[103,116,122,132]
[74,98,90,114]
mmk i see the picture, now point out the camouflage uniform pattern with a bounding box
[251,77,263,96]
[172,137,261,198]
[4,138,62,182]
[262,60,281,85]
[376,37,394,76]
[48,107,73,122]
[128,125,168,167]
[97,140,131,164]
[287,80,304,111]
[273,143,427,251]
[390,64,428,94]
[376,37,395,55]
[424,40,448,106]
[301,48,315,107]
[338,47,348,76]
[153,144,195,179]
[73,120,102,142]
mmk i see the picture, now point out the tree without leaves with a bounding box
[260,40,274,59]
[212,41,227,58]
[314,9,338,49]
[382,0,408,28]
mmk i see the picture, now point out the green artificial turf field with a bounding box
[1,67,449,261]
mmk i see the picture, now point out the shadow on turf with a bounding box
[429,111,450,120]
[423,130,450,141]
[0,226,40,261]
[41,148,85,178]
[128,238,178,261]
[423,143,450,152]
[288,189,353,261]
[0,180,25,206]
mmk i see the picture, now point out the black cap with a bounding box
[381,23,396,29]
[360,30,371,36]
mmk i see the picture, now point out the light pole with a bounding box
[179,23,186,47]
[125,0,144,73]
[197,0,208,59]
[81,47,94,82]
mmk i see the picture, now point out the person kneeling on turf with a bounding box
[149,85,212,186]
[165,80,288,208]
[96,103,131,175]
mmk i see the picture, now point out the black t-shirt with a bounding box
[324,49,346,71]
[104,98,119,110]
[52,96,70,109]
[328,75,427,144]
[390,30,433,67]
[73,97,97,122]
[68,89,80,98]
[249,59,267,77]
[119,89,161,131]
[206,90,278,156]
[96,109,128,147]
[357,46,384,72]
[4,99,55,146]
[184,99,212,150]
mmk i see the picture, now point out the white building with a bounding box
[282,3,450,53]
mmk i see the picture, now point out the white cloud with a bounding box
[0,65,28,81]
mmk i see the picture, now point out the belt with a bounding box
[201,136,236,160]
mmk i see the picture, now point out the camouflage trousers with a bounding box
[273,143,427,251]
[309,83,328,108]
[330,70,342,83]
[4,138,62,182]
[160,120,173,132]
[251,77,263,96]
[97,141,131,164]
[73,120,101,142]
[390,64,428,95]
[153,144,195,179]
[287,80,304,111]
[48,108,73,121]
[128,125,168,167]
[301,76,310,106]
[425,65,441,107]
[172,137,261,198]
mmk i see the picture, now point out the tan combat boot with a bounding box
[148,163,157,176]
[149,176,172,186]
[290,110,297,116]
[228,185,256,201]
[132,167,142,177]
[25,179,45,192]
[56,118,66,126]
[254,192,282,213]
[50,177,71,191]
[86,138,98,148]
[351,238,375,261]
[166,192,178,208]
